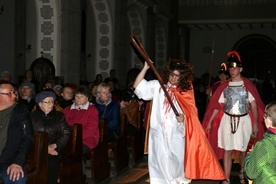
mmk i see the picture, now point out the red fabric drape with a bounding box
[173,87,226,180]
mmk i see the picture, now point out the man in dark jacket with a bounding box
[0,81,34,184]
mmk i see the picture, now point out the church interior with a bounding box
[0,0,276,184]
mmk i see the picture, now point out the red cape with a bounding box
[202,78,266,159]
[173,87,226,180]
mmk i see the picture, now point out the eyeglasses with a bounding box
[0,91,17,96]
[41,101,55,105]
[75,95,87,99]
[169,72,180,78]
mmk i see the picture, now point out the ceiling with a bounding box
[185,22,276,31]
[178,0,276,31]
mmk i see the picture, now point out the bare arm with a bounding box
[133,61,150,89]
[206,109,219,133]
[250,100,259,136]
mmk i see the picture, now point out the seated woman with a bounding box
[93,74,103,85]
[94,83,120,142]
[56,84,74,109]
[18,81,36,111]
[64,85,99,153]
[30,90,71,184]
[63,85,99,177]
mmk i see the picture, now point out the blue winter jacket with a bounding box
[94,97,120,138]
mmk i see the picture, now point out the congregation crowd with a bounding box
[1,52,276,184]
[0,68,144,184]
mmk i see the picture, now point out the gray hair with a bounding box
[96,83,110,94]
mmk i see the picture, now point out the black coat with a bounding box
[30,108,71,152]
[0,103,34,169]
[18,97,36,112]
[57,98,74,109]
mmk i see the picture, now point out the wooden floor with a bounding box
[85,153,248,184]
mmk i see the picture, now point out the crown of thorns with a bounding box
[169,60,187,72]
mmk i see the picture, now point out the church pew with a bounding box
[127,111,145,165]
[26,131,49,184]
[84,118,111,184]
[108,114,129,175]
[0,132,48,184]
[59,124,83,184]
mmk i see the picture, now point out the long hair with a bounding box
[162,59,194,92]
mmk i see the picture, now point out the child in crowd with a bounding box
[244,101,276,183]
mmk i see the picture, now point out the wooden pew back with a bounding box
[26,131,49,184]
[108,114,129,175]
[59,124,83,184]
[85,118,110,184]
[127,111,145,165]
[0,132,48,184]
[99,118,108,144]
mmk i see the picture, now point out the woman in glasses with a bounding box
[30,90,71,184]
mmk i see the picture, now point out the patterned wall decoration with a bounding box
[91,0,113,76]
[41,21,54,35]
[127,5,145,68]
[41,37,53,51]
[155,18,167,73]
[37,0,58,74]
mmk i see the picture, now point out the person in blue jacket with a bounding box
[94,82,120,142]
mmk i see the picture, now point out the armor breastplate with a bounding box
[223,85,249,115]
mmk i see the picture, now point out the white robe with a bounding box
[135,79,190,184]
[218,80,255,151]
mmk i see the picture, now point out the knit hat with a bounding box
[35,90,56,104]
[54,84,62,91]
[1,71,11,77]
[21,82,35,90]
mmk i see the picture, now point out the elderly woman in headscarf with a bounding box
[30,90,71,184]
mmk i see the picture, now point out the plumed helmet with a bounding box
[218,62,229,75]
[227,51,242,68]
